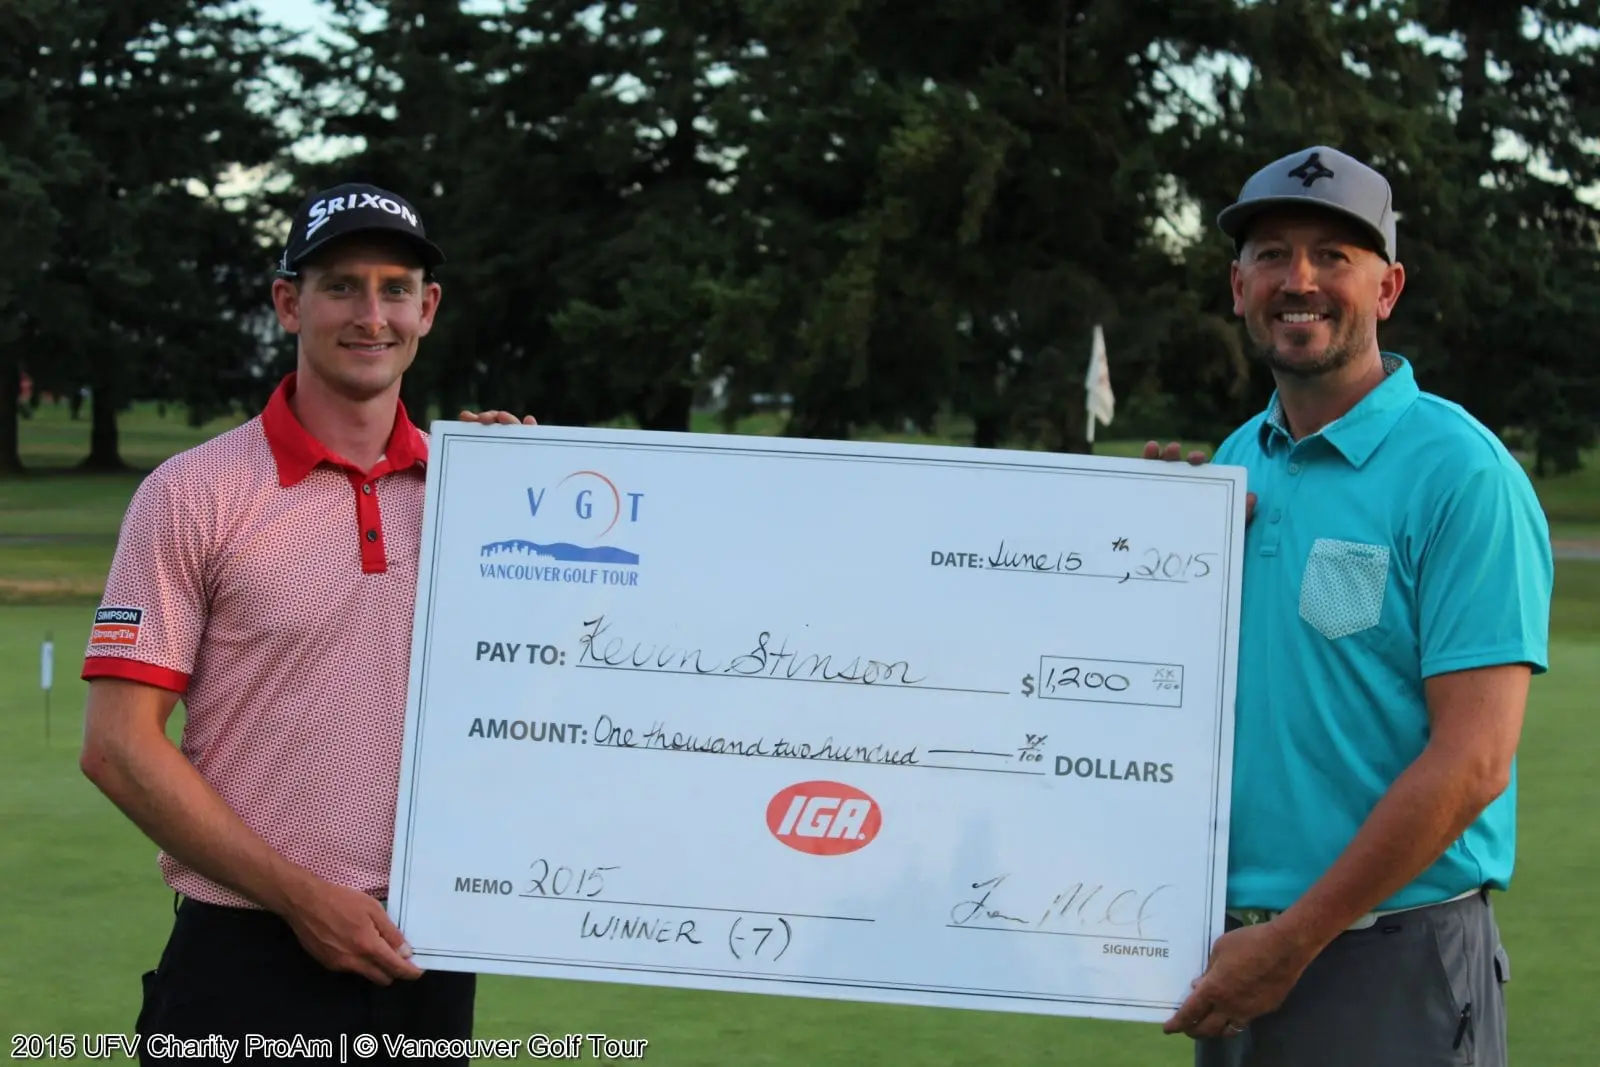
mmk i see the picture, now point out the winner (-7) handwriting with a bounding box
[502,855,820,965]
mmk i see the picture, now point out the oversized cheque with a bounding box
[387,424,1247,1024]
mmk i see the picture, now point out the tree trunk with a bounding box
[400,372,431,429]
[82,383,126,471]
[1060,400,1091,454]
[0,346,21,474]
[785,402,851,440]
[972,412,1001,449]
[634,383,692,432]
[434,376,460,430]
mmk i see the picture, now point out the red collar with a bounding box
[261,372,428,486]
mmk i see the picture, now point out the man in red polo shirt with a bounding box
[79,183,528,1057]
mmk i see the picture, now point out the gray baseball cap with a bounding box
[1216,146,1397,261]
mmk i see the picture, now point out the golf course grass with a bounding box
[2,401,1595,1064]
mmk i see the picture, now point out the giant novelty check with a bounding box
[387,425,1247,1023]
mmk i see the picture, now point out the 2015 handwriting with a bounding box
[524,858,617,899]
[1133,549,1215,581]
[521,857,614,895]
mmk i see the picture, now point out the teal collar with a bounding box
[1258,353,1419,467]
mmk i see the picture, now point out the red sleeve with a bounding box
[81,464,210,694]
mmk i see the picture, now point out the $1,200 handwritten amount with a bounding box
[1019,660,1184,708]
[1021,667,1130,697]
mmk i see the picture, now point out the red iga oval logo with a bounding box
[766,780,882,855]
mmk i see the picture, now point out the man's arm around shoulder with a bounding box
[80,678,423,985]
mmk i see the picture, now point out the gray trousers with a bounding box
[1196,889,1509,1067]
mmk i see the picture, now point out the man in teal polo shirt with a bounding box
[1153,147,1553,1066]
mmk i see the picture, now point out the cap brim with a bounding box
[286,226,446,273]
[1216,196,1390,261]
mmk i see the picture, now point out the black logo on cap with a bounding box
[1288,152,1335,188]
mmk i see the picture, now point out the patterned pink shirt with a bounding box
[82,373,428,908]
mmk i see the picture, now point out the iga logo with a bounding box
[766,781,882,855]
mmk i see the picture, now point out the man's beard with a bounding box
[1246,306,1368,380]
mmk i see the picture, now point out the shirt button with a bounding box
[1288,463,1301,475]
[1269,508,1282,524]
[362,483,373,495]
[365,529,378,542]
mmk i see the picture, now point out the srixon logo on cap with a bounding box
[306,192,419,239]
[766,781,882,855]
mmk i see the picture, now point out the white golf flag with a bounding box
[1085,324,1115,442]
[41,638,53,690]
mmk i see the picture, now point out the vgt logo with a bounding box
[766,781,882,855]
[480,468,646,571]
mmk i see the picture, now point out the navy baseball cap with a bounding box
[277,182,445,276]
[1216,147,1397,262]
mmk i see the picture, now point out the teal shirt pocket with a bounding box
[1298,538,1390,641]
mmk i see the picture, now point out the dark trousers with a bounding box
[136,896,475,1065]
[1195,889,1509,1067]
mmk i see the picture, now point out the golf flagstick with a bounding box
[41,632,54,743]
